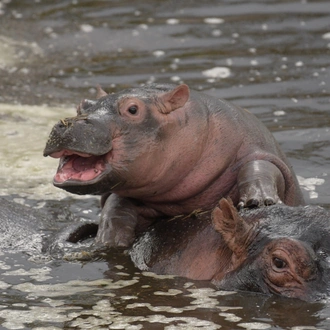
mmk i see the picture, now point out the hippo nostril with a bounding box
[57,115,88,130]
[57,118,73,130]
[58,121,66,129]
[246,198,260,208]
[77,99,97,115]
[264,198,275,206]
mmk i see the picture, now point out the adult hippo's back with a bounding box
[131,198,330,302]
[44,84,304,247]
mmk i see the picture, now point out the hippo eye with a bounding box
[272,257,287,269]
[128,105,138,115]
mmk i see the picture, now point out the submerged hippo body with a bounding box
[0,197,47,253]
[44,84,304,247]
[0,197,98,257]
[131,199,330,301]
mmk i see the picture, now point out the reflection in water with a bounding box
[0,0,330,329]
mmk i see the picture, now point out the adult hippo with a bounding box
[44,84,304,247]
[0,197,48,253]
[131,198,330,302]
[0,197,97,256]
[1,196,329,301]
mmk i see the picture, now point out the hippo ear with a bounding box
[212,198,255,260]
[158,84,190,114]
[96,85,108,99]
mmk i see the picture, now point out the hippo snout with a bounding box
[44,115,112,158]
[43,118,85,157]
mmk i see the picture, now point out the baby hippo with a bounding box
[131,199,330,301]
[44,84,304,247]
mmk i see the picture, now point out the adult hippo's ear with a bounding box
[212,198,257,266]
[158,84,190,114]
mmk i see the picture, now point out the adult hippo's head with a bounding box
[212,199,330,301]
[130,198,330,301]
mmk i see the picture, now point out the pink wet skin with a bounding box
[129,198,322,301]
[46,83,304,247]
[52,88,239,214]
[51,86,233,207]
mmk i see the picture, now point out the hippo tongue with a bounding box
[54,154,107,183]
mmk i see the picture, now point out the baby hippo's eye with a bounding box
[272,257,287,269]
[128,105,138,115]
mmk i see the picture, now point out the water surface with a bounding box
[0,0,330,329]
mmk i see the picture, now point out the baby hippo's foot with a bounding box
[96,216,136,247]
[95,194,139,247]
[237,160,285,210]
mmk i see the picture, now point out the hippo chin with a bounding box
[130,198,330,302]
[44,83,304,247]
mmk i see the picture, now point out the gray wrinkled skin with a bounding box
[130,200,330,302]
[0,198,49,254]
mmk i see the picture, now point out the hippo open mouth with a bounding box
[46,148,124,195]
[50,149,111,186]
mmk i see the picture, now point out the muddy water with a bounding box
[0,0,330,329]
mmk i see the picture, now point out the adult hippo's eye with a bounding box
[128,105,138,115]
[272,257,287,269]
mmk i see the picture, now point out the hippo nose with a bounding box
[59,114,89,128]
[43,123,68,157]
[44,114,113,157]
[43,116,87,157]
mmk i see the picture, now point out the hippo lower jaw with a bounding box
[49,149,121,195]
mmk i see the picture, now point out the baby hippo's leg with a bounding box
[96,194,139,247]
[237,160,285,209]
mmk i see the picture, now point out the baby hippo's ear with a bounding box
[158,84,190,113]
[96,85,108,99]
[212,198,255,260]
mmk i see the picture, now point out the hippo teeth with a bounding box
[50,150,92,159]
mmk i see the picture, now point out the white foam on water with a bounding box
[202,67,230,79]
[171,75,181,82]
[0,280,11,290]
[80,24,94,33]
[204,18,224,24]
[298,176,325,199]
[3,266,52,282]
[153,50,165,57]
[154,289,183,296]
[237,322,272,329]
[186,287,229,308]
[212,29,222,37]
[0,35,43,69]
[219,312,242,322]
[291,327,320,330]
[322,32,330,39]
[250,60,258,66]
[0,103,87,200]
[142,271,176,279]
[273,110,286,116]
[166,18,179,25]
